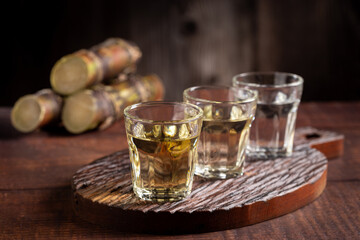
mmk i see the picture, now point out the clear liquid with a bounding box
[127,134,199,202]
[196,118,252,179]
[249,101,299,158]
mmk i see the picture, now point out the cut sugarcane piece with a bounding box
[50,53,93,96]
[62,90,108,134]
[62,74,164,134]
[50,38,142,95]
[11,89,63,133]
[11,95,41,132]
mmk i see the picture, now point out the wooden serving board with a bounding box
[72,127,343,234]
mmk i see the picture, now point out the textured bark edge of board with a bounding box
[72,169,327,234]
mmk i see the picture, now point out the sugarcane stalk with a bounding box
[50,38,141,95]
[11,89,63,133]
[62,74,164,134]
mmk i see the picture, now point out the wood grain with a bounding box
[294,127,344,159]
[72,137,328,233]
[1,102,360,239]
[1,182,359,239]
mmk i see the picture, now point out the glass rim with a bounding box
[124,101,203,124]
[232,71,304,88]
[183,85,257,104]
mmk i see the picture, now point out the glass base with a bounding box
[246,147,292,160]
[195,166,244,179]
[133,186,191,202]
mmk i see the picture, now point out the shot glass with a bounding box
[124,102,203,202]
[233,72,303,158]
[183,86,257,179]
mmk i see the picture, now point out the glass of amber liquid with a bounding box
[124,102,203,202]
[183,86,257,179]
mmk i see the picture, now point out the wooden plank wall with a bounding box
[3,0,360,105]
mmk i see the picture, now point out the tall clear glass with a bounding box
[233,72,303,158]
[124,102,203,202]
[183,86,257,179]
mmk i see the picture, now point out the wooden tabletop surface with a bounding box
[1,102,359,239]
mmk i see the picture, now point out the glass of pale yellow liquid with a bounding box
[184,86,257,179]
[124,102,203,202]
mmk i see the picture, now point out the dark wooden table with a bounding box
[1,102,359,239]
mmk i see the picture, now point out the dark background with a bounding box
[3,0,360,106]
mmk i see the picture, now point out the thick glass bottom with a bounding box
[246,147,292,160]
[195,166,244,179]
[133,185,191,202]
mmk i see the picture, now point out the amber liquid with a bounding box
[127,134,199,202]
[196,118,252,179]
